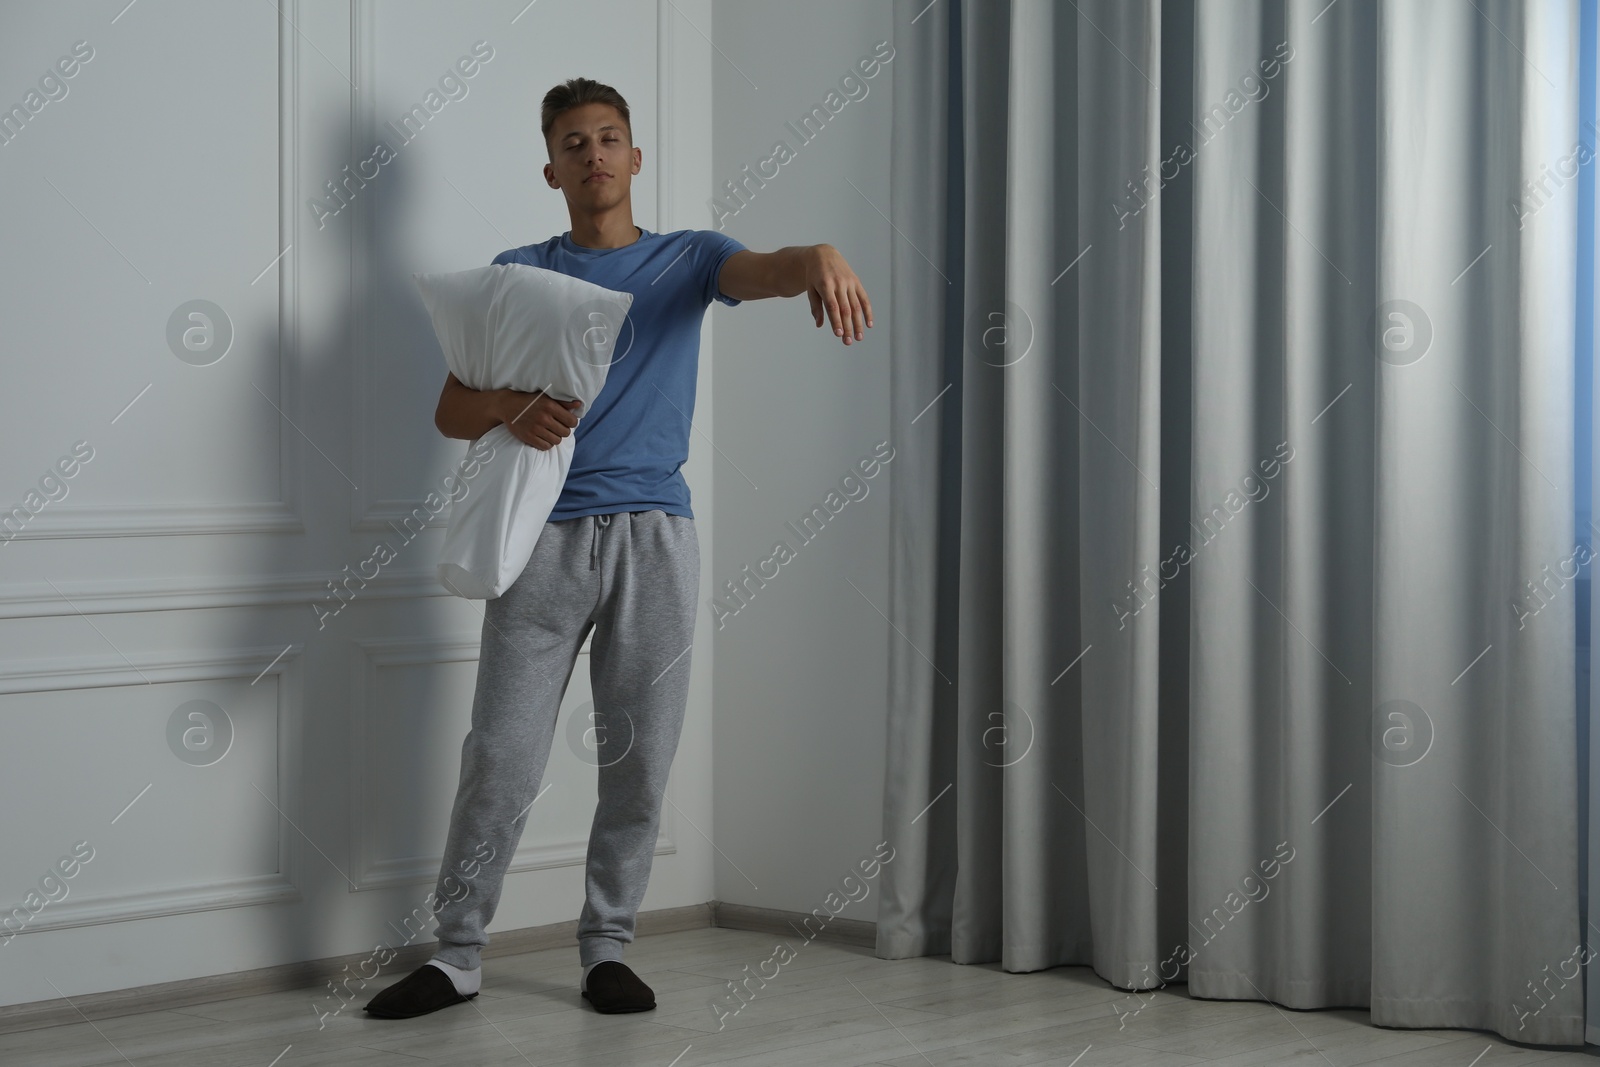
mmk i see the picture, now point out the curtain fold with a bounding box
[879,0,1584,1046]
[1188,0,1374,1009]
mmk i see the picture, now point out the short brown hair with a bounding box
[541,77,632,158]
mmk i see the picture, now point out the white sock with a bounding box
[426,958,481,996]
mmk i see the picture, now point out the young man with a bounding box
[364,77,872,1020]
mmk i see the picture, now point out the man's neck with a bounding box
[568,211,641,250]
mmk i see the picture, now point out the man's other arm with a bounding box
[434,372,581,450]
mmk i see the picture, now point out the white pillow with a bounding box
[412,262,633,599]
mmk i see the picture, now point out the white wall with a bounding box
[0,0,722,1005]
[708,1,895,919]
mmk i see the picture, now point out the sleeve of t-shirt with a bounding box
[697,229,749,308]
[490,249,515,266]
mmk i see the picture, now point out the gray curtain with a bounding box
[878,0,1584,1046]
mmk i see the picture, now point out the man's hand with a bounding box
[494,388,582,451]
[716,244,875,347]
[803,244,873,346]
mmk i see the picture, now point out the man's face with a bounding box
[543,103,640,211]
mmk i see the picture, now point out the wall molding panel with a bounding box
[6,3,305,543]
[0,643,305,933]
[0,569,452,619]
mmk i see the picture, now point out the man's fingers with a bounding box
[511,414,567,449]
[837,290,854,344]
[811,276,872,339]
[539,397,580,428]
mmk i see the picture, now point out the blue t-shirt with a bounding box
[490,227,746,521]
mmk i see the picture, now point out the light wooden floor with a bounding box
[2,927,1595,1066]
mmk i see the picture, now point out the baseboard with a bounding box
[0,900,876,1034]
[710,899,876,948]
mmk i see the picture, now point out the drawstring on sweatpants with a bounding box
[589,513,611,570]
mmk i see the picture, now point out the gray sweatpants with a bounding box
[428,509,699,970]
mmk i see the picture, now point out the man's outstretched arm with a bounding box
[717,245,874,346]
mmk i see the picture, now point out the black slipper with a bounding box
[581,961,656,1013]
[363,963,478,1019]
